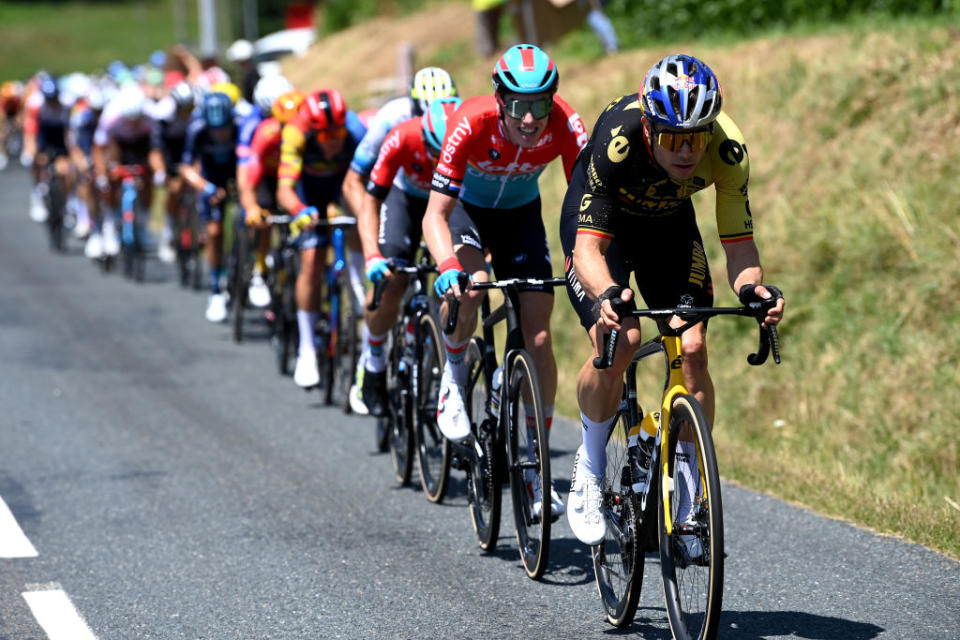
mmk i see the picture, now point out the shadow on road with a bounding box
[717,610,885,639]
[595,608,884,639]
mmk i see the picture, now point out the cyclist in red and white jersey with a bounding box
[355,96,462,416]
[423,44,588,519]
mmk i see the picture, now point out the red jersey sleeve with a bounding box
[550,94,589,182]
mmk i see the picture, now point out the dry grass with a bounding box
[285,9,960,558]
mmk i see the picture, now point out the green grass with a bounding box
[0,1,202,80]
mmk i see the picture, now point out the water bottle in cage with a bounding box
[489,365,503,415]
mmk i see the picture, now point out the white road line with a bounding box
[22,587,98,640]
[0,495,38,558]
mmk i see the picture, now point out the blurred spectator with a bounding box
[226,39,260,104]
[582,0,618,55]
[473,0,509,57]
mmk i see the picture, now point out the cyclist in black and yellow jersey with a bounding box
[559,54,785,546]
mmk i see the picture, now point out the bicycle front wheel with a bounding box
[506,350,551,579]
[594,411,646,627]
[464,337,500,551]
[659,394,723,640]
[415,314,451,503]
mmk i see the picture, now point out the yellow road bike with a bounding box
[591,294,782,639]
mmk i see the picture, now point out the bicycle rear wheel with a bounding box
[387,328,414,485]
[415,314,450,503]
[594,412,645,627]
[464,338,500,551]
[659,394,723,640]
[505,351,551,579]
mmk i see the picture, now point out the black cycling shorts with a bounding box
[560,172,714,329]
[378,188,427,266]
[448,195,554,291]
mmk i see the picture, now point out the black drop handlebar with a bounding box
[366,260,438,312]
[592,294,783,370]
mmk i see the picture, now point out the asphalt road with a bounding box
[0,167,956,639]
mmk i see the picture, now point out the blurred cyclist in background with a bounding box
[277,89,367,389]
[180,91,240,323]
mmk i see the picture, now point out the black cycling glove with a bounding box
[738,283,783,305]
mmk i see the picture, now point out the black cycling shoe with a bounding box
[361,369,389,418]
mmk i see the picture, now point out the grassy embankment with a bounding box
[0,2,205,81]
[286,5,960,559]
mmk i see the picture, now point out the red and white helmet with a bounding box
[301,89,347,130]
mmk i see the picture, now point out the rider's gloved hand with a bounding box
[434,256,467,298]
[94,173,110,192]
[290,206,319,237]
[244,205,263,226]
[738,283,784,327]
[365,254,391,284]
[738,283,783,304]
[202,181,218,202]
[20,152,33,168]
[153,169,166,187]
[595,284,636,331]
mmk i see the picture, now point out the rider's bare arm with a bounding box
[422,190,458,266]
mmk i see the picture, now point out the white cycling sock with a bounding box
[580,411,616,479]
[363,326,388,373]
[297,310,318,356]
[675,440,700,522]
[441,334,469,387]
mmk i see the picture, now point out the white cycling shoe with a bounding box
[248,272,271,308]
[566,446,606,545]
[157,241,176,264]
[436,370,470,442]
[205,293,228,323]
[84,232,103,259]
[102,221,120,257]
[29,201,48,223]
[294,350,320,389]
